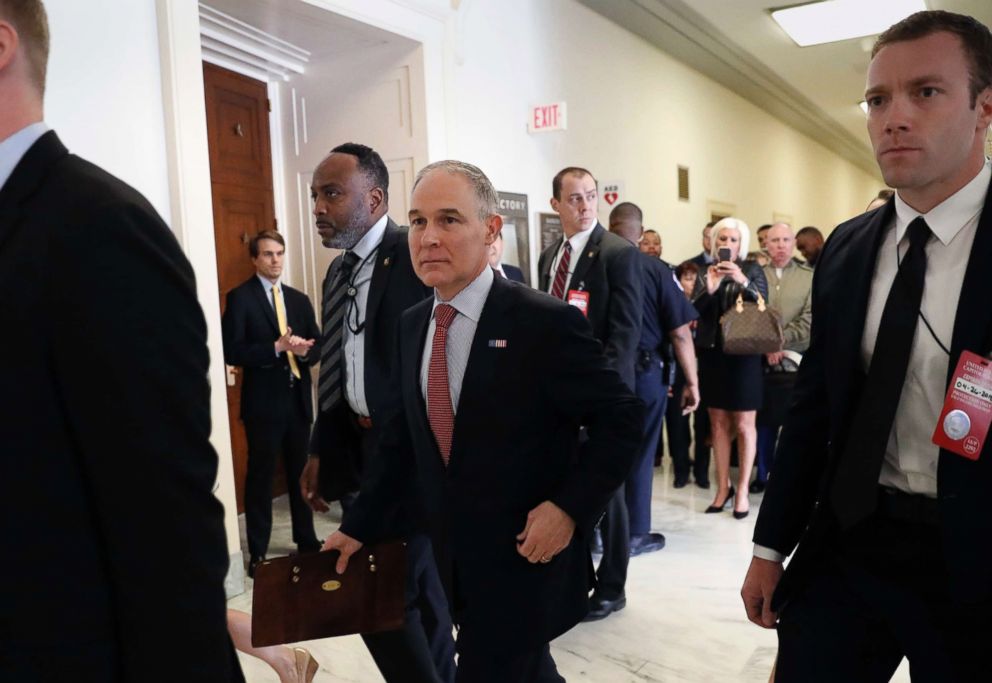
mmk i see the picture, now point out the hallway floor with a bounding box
[229,461,911,682]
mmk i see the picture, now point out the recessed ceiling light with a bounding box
[770,0,928,47]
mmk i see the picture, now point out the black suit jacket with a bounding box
[754,191,992,609]
[341,275,643,648]
[0,131,241,680]
[308,220,431,499]
[538,223,643,389]
[222,277,320,422]
[502,263,525,283]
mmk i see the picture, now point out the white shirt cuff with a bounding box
[753,544,786,563]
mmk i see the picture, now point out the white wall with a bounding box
[46,0,173,224]
[444,0,882,269]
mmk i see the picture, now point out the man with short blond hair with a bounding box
[0,1,242,679]
[743,11,992,681]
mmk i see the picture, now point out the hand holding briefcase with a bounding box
[251,540,407,647]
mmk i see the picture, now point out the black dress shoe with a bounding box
[695,479,711,490]
[749,480,766,494]
[630,533,666,556]
[583,593,626,622]
[704,486,735,513]
[247,555,265,578]
[673,474,689,488]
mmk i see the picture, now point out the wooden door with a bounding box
[203,62,286,513]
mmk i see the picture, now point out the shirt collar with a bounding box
[0,121,49,191]
[563,222,597,257]
[432,265,494,324]
[351,214,389,260]
[894,160,990,246]
[256,274,281,293]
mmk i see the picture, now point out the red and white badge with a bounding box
[566,289,590,317]
[932,351,992,460]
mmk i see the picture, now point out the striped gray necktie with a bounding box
[318,251,361,413]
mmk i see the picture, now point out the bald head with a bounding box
[608,202,644,245]
[765,223,795,268]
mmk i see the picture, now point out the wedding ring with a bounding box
[540,555,551,563]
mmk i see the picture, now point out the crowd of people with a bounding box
[6,1,992,681]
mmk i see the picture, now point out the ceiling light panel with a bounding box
[770,0,927,47]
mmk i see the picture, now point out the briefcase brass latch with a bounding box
[321,580,342,592]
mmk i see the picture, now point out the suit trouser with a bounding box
[693,406,711,484]
[594,486,630,599]
[350,429,456,683]
[665,374,691,477]
[755,426,778,484]
[776,508,990,682]
[625,361,667,536]
[455,638,563,683]
[243,392,319,558]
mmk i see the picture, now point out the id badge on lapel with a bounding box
[932,350,992,460]
[567,289,589,316]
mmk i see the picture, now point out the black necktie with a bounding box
[318,250,361,413]
[831,216,932,529]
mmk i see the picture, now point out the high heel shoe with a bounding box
[705,485,735,513]
[293,648,319,683]
[733,492,750,520]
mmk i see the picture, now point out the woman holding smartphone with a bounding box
[691,218,768,519]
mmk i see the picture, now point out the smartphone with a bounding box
[718,247,732,262]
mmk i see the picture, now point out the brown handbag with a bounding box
[719,292,784,355]
[250,541,407,647]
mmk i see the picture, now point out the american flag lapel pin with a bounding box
[488,339,508,349]
[383,257,392,266]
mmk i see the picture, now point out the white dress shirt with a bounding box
[420,266,494,413]
[546,225,596,294]
[343,214,389,417]
[0,122,48,191]
[754,161,989,564]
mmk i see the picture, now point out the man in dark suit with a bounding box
[609,202,699,556]
[488,230,525,282]
[324,160,642,682]
[742,11,992,681]
[221,230,321,575]
[538,166,642,620]
[0,2,242,680]
[298,144,453,682]
[687,220,717,488]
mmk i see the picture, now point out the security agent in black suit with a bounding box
[609,203,700,556]
[687,221,717,487]
[538,167,643,621]
[298,144,454,683]
[742,12,992,682]
[488,229,526,283]
[221,231,321,574]
[325,160,643,683]
[0,3,242,680]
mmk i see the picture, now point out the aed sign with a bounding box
[529,102,567,133]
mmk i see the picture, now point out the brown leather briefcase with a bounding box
[250,541,407,646]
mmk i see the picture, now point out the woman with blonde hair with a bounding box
[691,218,769,519]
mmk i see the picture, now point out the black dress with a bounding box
[692,260,768,411]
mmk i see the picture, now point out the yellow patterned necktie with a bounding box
[272,284,301,380]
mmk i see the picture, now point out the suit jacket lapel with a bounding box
[832,204,893,395]
[403,301,433,445]
[948,176,992,375]
[366,219,400,325]
[251,277,280,334]
[568,223,604,291]
[0,131,67,255]
[448,276,510,469]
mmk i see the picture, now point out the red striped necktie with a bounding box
[550,240,572,299]
[427,304,458,465]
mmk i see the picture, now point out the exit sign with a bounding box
[529,102,567,133]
